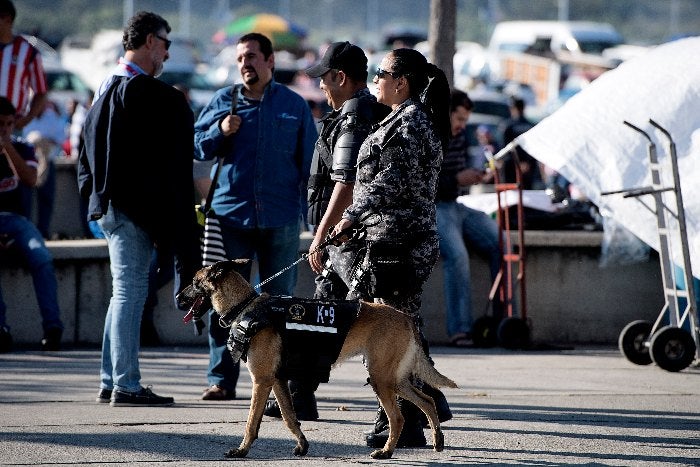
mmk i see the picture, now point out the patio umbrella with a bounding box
[213,13,307,49]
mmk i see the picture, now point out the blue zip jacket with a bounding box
[194,80,317,229]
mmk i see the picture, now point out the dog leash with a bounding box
[253,223,367,290]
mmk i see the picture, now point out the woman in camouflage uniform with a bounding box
[332,48,451,448]
[334,48,450,314]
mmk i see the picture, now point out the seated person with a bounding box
[0,97,63,352]
[436,91,502,346]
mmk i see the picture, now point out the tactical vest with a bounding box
[227,296,361,382]
[307,95,390,226]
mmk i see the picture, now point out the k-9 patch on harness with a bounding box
[274,297,360,382]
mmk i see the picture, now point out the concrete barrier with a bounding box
[3,160,664,347]
[1,230,663,347]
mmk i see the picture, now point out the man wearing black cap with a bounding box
[262,41,389,421]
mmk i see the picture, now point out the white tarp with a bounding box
[514,36,700,275]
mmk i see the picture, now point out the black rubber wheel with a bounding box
[649,325,697,372]
[618,320,653,365]
[497,317,530,349]
[472,316,498,348]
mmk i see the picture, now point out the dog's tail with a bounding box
[413,349,458,389]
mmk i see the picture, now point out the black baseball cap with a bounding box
[305,41,368,81]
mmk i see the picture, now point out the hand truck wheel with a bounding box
[497,317,530,349]
[618,320,653,365]
[649,325,696,372]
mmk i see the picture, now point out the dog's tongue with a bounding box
[182,297,204,324]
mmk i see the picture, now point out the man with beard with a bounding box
[194,33,317,401]
[79,11,200,406]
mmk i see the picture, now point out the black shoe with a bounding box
[110,386,174,407]
[263,394,319,421]
[365,398,426,448]
[364,404,389,435]
[140,319,161,347]
[419,385,452,427]
[41,327,62,351]
[96,388,112,403]
[365,419,427,448]
[0,326,12,353]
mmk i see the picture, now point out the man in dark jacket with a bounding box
[78,11,200,407]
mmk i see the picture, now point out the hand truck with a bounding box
[472,142,531,349]
[603,120,699,372]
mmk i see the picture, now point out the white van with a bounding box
[488,20,624,56]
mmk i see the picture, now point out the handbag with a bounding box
[199,85,239,267]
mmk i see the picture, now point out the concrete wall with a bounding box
[1,231,664,347]
[3,160,665,347]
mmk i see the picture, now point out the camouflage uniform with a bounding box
[344,98,443,315]
[308,88,389,299]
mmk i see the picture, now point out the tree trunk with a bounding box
[428,0,456,87]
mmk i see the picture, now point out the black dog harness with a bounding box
[226,296,360,383]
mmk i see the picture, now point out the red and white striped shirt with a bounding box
[0,36,47,115]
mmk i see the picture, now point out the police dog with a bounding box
[176,259,457,460]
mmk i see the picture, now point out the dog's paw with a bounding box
[433,429,445,452]
[224,447,248,458]
[293,438,309,456]
[370,448,393,459]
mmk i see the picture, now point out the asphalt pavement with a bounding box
[1,345,699,466]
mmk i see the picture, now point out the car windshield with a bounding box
[45,70,91,93]
[158,71,215,90]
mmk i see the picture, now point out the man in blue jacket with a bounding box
[194,32,317,401]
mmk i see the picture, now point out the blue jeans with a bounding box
[0,212,63,332]
[98,205,153,393]
[207,219,300,392]
[436,201,501,337]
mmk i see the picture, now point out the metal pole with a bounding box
[179,0,191,38]
[123,0,134,25]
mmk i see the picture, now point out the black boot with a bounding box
[365,398,426,448]
[363,403,389,435]
[419,384,452,427]
[263,379,319,421]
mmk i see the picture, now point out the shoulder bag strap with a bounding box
[203,85,240,213]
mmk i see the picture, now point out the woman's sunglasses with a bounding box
[375,67,399,79]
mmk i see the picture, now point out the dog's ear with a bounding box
[209,260,238,280]
[209,259,251,280]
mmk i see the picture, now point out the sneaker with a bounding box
[110,386,174,407]
[0,326,12,353]
[96,388,112,404]
[41,327,62,351]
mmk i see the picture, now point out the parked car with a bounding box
[44,64,93,114]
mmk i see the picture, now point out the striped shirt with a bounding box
[0,36,47,115]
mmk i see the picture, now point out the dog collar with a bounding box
[219,290,259,328]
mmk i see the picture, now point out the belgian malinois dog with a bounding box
[176,259,457,460]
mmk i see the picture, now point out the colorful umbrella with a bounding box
[212,13,307,49]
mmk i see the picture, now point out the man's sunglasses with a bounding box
[155,35,172,51]
[375,67,399,79]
